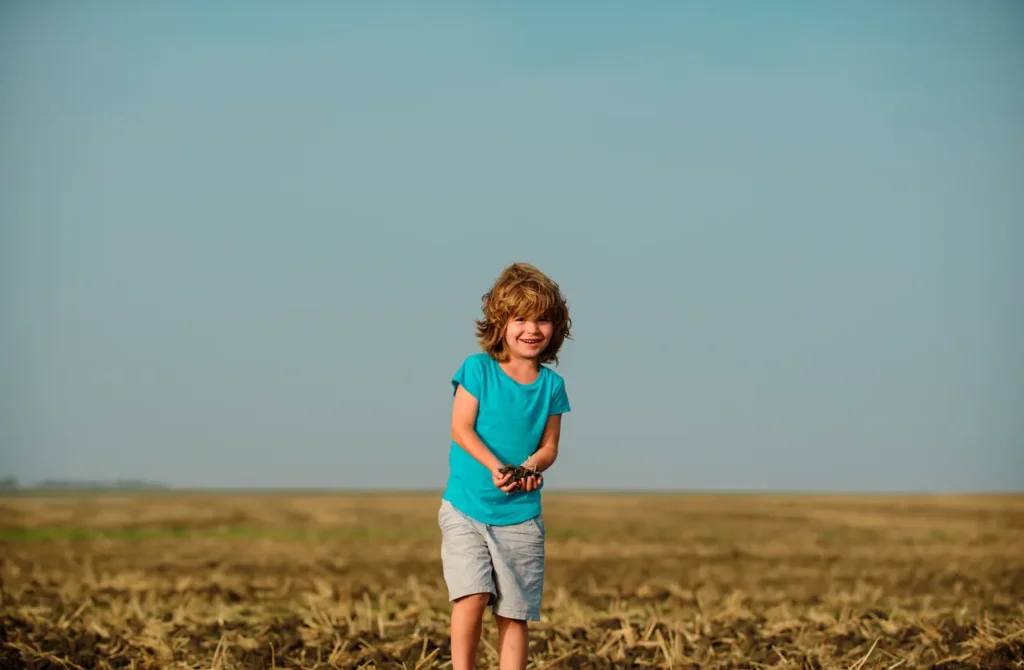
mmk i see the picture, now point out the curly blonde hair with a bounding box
[475,263,572,365]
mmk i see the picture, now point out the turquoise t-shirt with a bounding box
[442,352,571,525]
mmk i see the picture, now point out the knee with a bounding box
[454,592,491,611]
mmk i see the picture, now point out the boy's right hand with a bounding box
[491,465,517,493]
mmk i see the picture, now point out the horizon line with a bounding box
[2,486,1021,497]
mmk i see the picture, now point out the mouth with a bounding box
[519,338,544,346]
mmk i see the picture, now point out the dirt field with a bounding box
[2,492,1022,669]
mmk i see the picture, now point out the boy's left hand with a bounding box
[517,472,542,492]
[516,460,542,492]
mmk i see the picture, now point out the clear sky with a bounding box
[2,2,1021,492]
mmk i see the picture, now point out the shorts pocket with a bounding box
[438,500,472,533]
[504,515,545,557]
[438,501,456,530]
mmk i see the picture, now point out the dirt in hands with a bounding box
[499,464,539,488]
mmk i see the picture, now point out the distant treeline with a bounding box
[0,477,169,490]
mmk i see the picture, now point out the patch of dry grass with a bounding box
[1,492,1022,668]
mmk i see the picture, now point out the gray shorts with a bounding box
[438,499,546,621]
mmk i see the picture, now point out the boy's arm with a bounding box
[451,384,516,491]
[523,413,562,473]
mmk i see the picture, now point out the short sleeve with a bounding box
[452,355,485,399]
[549,377,571,415]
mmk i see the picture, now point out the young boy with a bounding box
[438,262,572,670]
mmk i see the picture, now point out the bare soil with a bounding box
[1,492,1022,668]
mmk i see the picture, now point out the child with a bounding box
[438,262,572,670]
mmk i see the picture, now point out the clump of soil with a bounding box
[499,464,538,486]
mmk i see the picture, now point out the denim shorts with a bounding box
[438,498,546,621]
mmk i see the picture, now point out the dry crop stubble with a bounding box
[1,492,1022,669]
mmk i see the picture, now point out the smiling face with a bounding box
[475,262,571,365]
[503,314,555,361]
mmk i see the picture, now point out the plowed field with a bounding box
[2,493,1022,669]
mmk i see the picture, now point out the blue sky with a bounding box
[2,2,1021,491]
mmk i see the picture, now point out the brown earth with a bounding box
[1,492,1022,669]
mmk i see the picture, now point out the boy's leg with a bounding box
[451,593,491,669]
[496,615,529,670]
[438,501,497,669]
[486,514,546,669]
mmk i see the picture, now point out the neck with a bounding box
[501,354,540,379]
